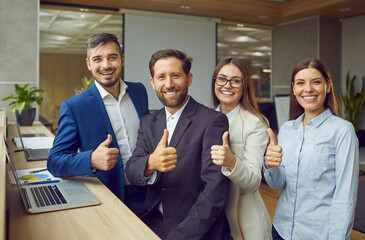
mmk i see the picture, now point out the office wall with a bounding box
[271,16,341,98]
[0,0,39,120]
[124,12,217,110]
[342,15,365,130]
[39,53,91,122]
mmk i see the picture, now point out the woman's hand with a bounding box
[211,131,237,171]
[265,128,282,169]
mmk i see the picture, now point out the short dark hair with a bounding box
[86,33,122,59]
[211,58,268,126]
[149,49,193,77]
[289,58,339,120]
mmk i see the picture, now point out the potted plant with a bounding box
[338,72,365,146]
[2,83,44,126]
[74,76,94,95]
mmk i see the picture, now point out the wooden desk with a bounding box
[0,109,7,240]
[5,122,159,240]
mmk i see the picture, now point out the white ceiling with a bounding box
[39,8,271,69]
[39,9,124,54]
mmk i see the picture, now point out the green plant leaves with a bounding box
[338,72,365,132]
[1,83,44,114]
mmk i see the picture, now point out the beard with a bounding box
[93,68,120,88]
[156,82,188,108]
[95,77,119,88]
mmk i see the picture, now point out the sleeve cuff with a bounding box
[221,155,239,176]
[145,171,157,184]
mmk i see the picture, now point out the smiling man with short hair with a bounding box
[47,33,149,216]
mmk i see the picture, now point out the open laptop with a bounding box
[4,135,101,214]
[14,116,51,161]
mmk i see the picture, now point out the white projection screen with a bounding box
[124,12,217,110]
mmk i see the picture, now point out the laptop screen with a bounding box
[13,115,26,150]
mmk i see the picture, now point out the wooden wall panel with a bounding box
[39,53,91,123]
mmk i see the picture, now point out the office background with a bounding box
[1,0,364,130]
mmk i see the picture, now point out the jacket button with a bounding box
[162,188,166,191]
[137,180,144,185]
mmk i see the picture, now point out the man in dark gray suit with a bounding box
[126,49,232,240]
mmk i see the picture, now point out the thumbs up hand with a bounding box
[145,129,177,176]
[90,134,119,171]
[265,128,282,169]
[211,131,237,171]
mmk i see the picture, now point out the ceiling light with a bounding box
[180,5,192,10]
[254,46,271,51]
[50,35,72,41]
[226,36,258,43]
[80,8,89,12]
[251,74,260,79]
[236,24,244,27]
[230,51,238,55]
[217,42,229,48]
[243,51,265,56]
[262,68,272,73]
[80,14,85,18]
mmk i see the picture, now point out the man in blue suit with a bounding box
[47,33,149,216]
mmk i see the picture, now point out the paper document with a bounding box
[7,168,62,185]
[13,137,54,149]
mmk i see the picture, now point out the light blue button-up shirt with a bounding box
[264,109,359,240]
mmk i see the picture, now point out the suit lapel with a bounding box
[169,98,196,148]
[88,83,118,146]
[125,81,143,119]
[152,109,167,146]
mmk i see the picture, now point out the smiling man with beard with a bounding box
[126,49,232,240]
[47,33,149,216]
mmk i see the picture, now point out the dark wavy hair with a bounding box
[211,58,268,126]
[86,33,122,60]
[289,58,339,120]
[149,49,192,77]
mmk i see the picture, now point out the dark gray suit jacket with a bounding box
[126,97,231,240]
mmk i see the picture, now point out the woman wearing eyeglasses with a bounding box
[210,58,272,240]
[263,59,358,240]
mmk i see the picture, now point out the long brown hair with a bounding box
[289,58,339,120]
[211,58,268,126]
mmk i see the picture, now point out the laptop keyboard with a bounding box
[30,185,68,207]
[28,149,50,159]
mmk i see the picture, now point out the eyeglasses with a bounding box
[215,77,243,88]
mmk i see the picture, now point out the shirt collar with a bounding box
[94,79,127,100]
[215,104,240,124]
[292,108,332,128]
[165,96,190,121]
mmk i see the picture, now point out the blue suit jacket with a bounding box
[47,81,149,214]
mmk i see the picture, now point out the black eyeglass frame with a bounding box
[214,77,244,88]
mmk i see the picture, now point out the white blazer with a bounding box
[222,107,272,240]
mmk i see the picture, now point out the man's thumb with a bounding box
[158,129,169,148]
[102,134,113,147]
[222,131,229,146]
[267,128,277,145]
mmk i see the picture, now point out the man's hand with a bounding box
[144,129,177,176]
[211,131,236,171]
[90,134,119,171]
[265,128,282,169]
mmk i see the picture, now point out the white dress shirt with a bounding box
[95,79,139,185]
[147,97,190,213]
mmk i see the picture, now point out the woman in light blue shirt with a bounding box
[264,58,359,240]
